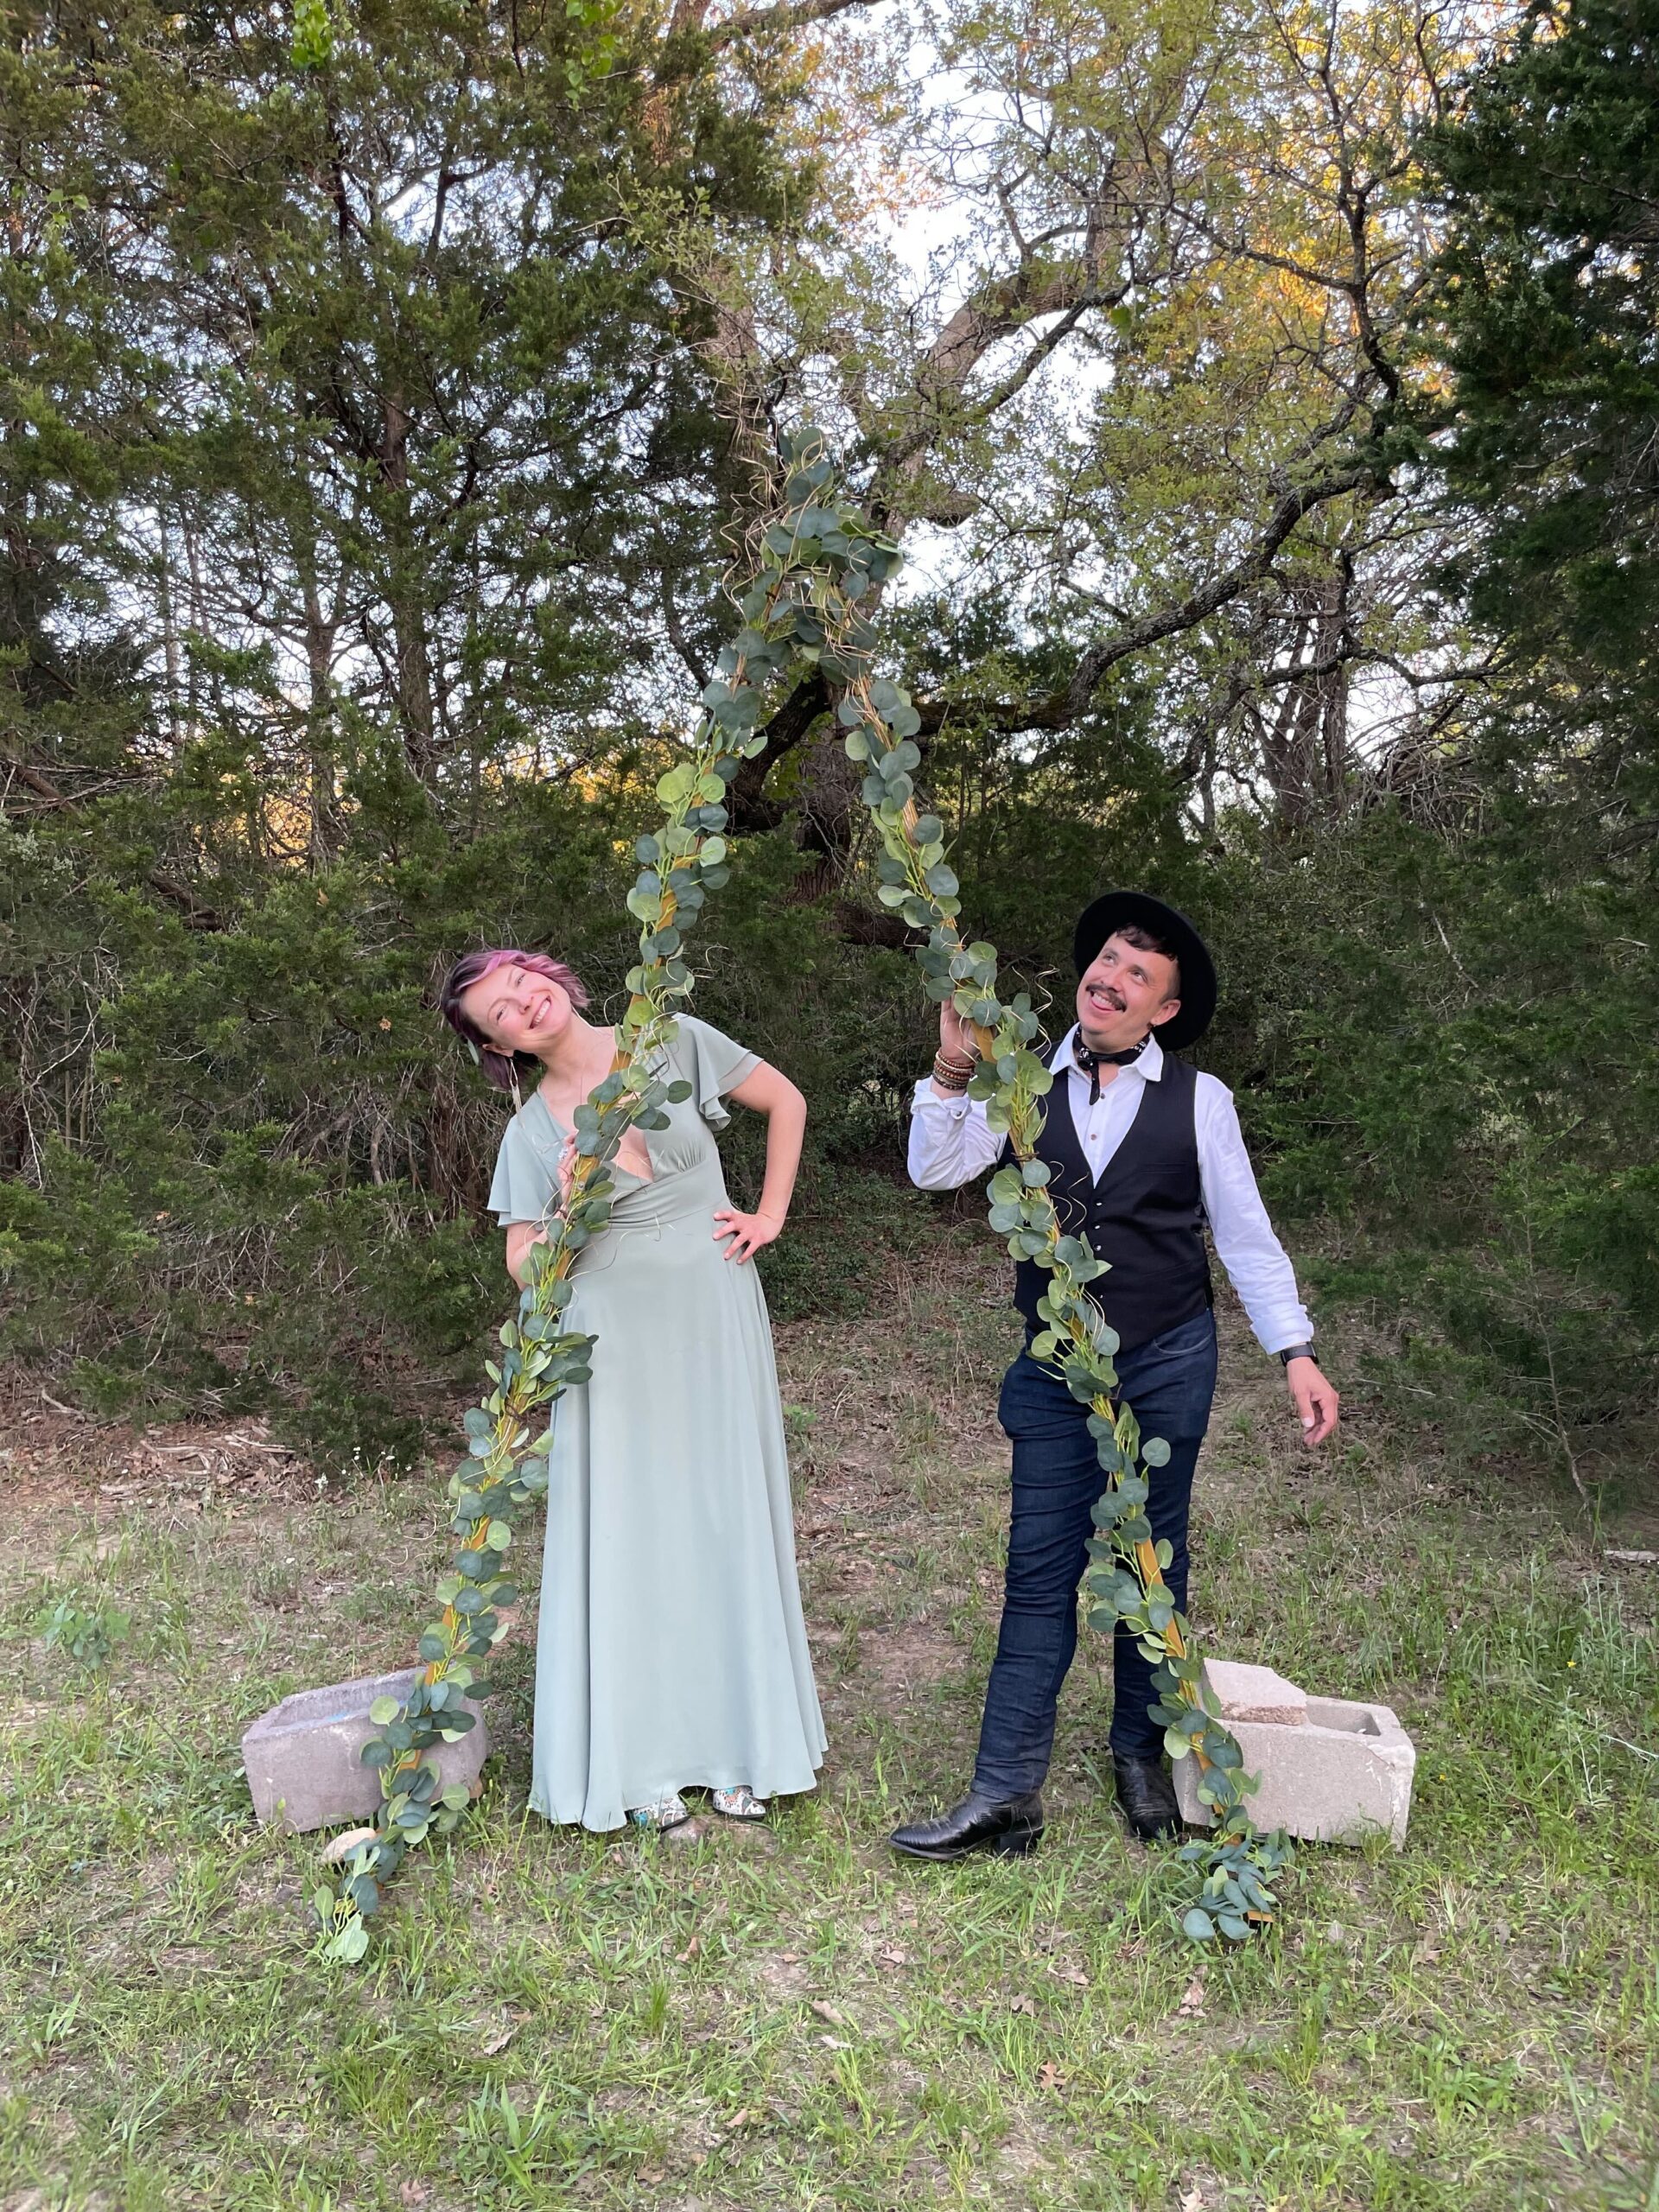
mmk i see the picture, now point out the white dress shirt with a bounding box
[908,1027,1313,1356]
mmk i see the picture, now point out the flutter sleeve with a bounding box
[487,1115,554,1226]
[668,1013,761,1133]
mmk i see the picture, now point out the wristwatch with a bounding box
[1278,1342,1316,1366]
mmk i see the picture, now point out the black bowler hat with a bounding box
[1072,890,1217,1052]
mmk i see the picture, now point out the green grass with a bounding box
[3,1228,1656,2210]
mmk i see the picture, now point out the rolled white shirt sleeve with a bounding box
[907,1077,1004,1190]
[1195,1076,1314,1355]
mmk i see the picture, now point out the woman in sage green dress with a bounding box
[442,946,826,1834]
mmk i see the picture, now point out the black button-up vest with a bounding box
[1001,1054,1212,1352]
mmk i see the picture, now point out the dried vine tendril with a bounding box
[315,429,1287,1961]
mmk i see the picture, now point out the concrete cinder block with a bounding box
[1174,1662,1415,1849]
[241,1667,487,1834]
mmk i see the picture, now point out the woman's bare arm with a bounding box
[713,1059,806,1263]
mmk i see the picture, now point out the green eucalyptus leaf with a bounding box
[326,1917,371,1963]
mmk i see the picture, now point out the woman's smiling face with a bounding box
[458,961,575,1061]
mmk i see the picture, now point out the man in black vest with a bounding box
[889,891,1339,1859]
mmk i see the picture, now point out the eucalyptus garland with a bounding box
[315,429,1287,1961]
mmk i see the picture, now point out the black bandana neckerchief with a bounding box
[1071,1028,1151,1104]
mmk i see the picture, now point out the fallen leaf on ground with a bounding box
[675,1935,701,1961]
[1009,1993,1036,2015]
[1179,2190,1205,2212]
[399,2185,429,2207]
[877,1943,908,1967]
[809,1999,846,2027]
[1050,1959,1089,1986]
[319,1825,379,1867]
[479,2023,517,2056]
[1037,2060,1067,2090]
[1176,1974,1206,2018]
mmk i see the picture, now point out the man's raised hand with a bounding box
[938,999,977,1065]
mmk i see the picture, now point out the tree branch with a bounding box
[1063,463,1380,715]
[662,568,710,688]
[870,260,1112,526]
[727,461,1386,808]
[727,668,830,830]
[702,0,886,46]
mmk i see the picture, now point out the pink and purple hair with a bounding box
[440,948,589,1093]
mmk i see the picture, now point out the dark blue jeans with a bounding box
[971,1309,1219,1800]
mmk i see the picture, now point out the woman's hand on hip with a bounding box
[712,1207,784,1263]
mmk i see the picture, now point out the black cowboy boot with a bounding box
[1113,1754,1182,1842]
[889,1789,1045,1862]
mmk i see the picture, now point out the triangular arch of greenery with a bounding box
[313,432,1290,1962]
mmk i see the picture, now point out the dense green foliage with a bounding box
[1425,0,1659,762]
[1384,0,1659,1486]
[0,0,848,1460]
[2,0,1654,1503]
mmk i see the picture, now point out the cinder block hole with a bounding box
[1304,1699,1382,1735]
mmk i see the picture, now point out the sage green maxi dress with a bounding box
[487,1014,826,1832]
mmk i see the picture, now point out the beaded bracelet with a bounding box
[931,1052,975,1094]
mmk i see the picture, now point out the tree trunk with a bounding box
[381,391,436,781]
[156,508,181,742]
[296,520,343,864]
[1259,563,1353,828]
